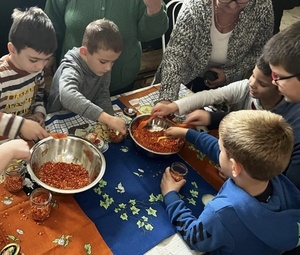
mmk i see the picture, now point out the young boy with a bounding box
[153,56,300,190]
[47,19,126,135]
[263,20,300,103]
[263,20,300,191]
[161,110,300,255]
[0,7,56,142]
[152,55,283,125]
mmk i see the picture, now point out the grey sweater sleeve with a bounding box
[58,67,110,121]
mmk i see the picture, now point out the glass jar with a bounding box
[170,162,188,182]
[30,188,52,222]
[4,160,26,193]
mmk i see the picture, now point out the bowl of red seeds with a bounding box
[27,135,106,194]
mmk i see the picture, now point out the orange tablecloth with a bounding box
[0,184,112,255]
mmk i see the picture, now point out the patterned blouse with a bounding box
[156,0,274,101]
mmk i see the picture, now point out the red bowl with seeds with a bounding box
[26,135,106,194]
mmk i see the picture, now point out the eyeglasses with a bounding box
[271,71,300,82]
[218,0,249,4]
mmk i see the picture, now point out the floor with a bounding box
[135,6,300,90]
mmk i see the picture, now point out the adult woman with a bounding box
[156,0,274,101]
[44,0,168,96]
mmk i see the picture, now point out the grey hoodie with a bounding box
[47,47,114,120]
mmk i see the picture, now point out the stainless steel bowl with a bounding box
[129,114,185,157]
[27,135,106,194]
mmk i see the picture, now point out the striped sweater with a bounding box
[156,0,274,102]
[0,55,46,117]
[0,55,46,142]
[0,113,24,140]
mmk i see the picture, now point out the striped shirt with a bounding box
[0,55,46,144]
[0,55,46,118]
[0,112,24,141]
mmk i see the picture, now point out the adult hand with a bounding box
[165,126,187,138]
[20,119,49,141]
[205,68,226,88]
[151,102,178,117]
[161,167,186,196]
[184,109,211,126]
[144,0,162,15]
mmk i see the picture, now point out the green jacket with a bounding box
[44,0,168,93]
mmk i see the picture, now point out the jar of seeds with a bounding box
[4,160,25,193]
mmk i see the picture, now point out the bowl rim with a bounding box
[129,114,185,156]
[27,135,106,194]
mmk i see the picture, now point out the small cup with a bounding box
[4,160,26,193]
[30,188,52,222]
[170,162,188,182]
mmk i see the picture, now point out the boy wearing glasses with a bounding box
[263,20,300,103]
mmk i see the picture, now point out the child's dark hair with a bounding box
[9,7,57,55]
[256,55,271,77]
[263,20,300,80]
[82,19,123,55]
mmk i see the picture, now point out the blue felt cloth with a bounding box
[44,101,217,255]
[74,136,217,255]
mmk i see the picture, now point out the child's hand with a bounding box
[165,127,188,138]
[33,112,45,127]
[185,109,211,126]
[160,167,186,196]
[98,112,127,135]
[151,102,178,117]
[20,119,49,141]
[3,139,31,161]
[108,116,127,135]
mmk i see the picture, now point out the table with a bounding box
[117,85,224,191]
[0,85,221,255]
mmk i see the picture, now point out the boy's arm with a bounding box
[163,191,230,251]
[0,113,24,139]
[175,79,249,116]
[58,68,107,121]
[186,129,220,164]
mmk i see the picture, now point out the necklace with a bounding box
[214,3,239,28]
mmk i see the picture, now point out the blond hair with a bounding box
[219,110,294,181]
